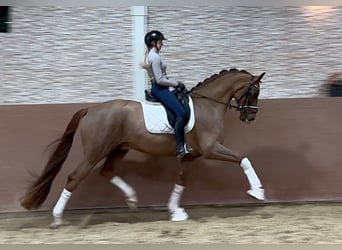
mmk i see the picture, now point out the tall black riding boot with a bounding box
[174,117,192,158]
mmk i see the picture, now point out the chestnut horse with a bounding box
[20,68,266,227]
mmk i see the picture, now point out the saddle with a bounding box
[144,88,191,128]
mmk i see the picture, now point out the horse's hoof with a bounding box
[126,194,138,210]
[50,217,63,229]
[247,187,265,201]
[170,208,189,222]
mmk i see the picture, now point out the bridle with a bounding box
[229,78,260,115]
[190,76,261,115]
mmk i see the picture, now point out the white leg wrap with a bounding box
[110,176,135,198]
[52,188,72,218]
[168,184,185,213]
[240,157,262,188]
[240,157,265,201]
[168,184,188,221]
[244,167,262,188]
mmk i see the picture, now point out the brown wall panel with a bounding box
[1,98,342,212]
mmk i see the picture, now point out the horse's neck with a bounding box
[192,73,250,116]
[191,76,235,120]
[219,73,253,102]
[232,74,251,92]
[196,74,241,103]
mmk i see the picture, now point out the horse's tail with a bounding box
[20,108,88,210]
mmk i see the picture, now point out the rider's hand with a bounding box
[177,81,186,91]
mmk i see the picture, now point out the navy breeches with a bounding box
[151,84,186,118]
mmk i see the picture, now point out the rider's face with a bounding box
[155,40,163,51]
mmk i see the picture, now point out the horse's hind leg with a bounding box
[51,159,95,228]
[100,150,138,209]
[168,156,198,221]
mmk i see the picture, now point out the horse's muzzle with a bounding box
[240,114,255,123]
[241,116,255,123]
[247,117,255,122]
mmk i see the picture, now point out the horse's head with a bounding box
[190,69,265,123]
[232,72,265,123]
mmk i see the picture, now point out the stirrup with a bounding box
[176,145,192,158]
[185,144,193,154]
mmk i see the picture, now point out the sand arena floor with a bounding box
[1,202,342,244]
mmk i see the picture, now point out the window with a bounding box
[0,6,10,33]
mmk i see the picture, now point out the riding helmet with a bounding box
[144,30,167,47]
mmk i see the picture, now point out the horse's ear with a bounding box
[257,72,266,82]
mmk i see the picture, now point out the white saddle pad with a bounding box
[140,96,195,134]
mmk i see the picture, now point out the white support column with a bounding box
[131,6,147,101]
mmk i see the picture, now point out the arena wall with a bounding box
[2,6,342,105]
[1,97,342,212]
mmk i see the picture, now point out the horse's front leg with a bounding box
[167,156,196,221]
[204,142,265,201]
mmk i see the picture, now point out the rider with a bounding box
[142,30,192,158]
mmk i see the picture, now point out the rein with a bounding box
[190,92,231,108]
[190,78,260,114]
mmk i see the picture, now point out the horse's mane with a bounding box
[190,68,252,92]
